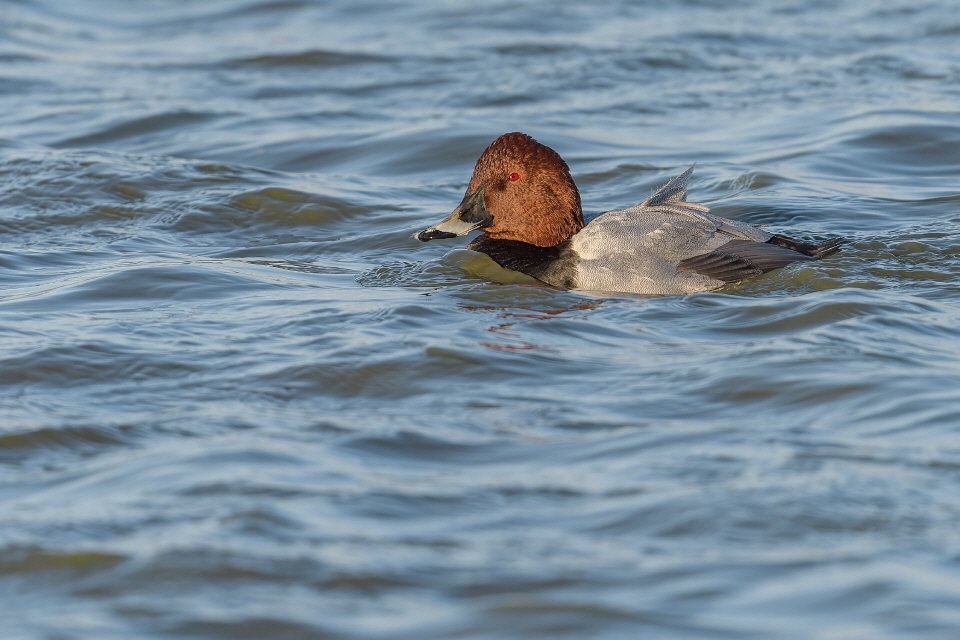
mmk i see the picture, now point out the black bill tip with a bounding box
[417,228,458,242]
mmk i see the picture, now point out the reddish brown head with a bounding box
[417,133,584,247]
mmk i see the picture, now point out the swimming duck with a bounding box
[417,132,843,295]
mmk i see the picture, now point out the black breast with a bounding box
[467,236,579,289]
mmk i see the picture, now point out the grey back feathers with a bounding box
[564,166,842,294]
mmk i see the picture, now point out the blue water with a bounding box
[2,1,960,638]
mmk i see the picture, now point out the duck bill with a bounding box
[417,186,492,242]
[416,206,478,241]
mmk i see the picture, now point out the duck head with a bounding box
[417,132,584,247]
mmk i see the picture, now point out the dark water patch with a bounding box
[178,481,313,500]
[229,0,315,16]
[468,92,548,109]
[251,129,503,176]
[54,111,226,149]
[226,187,369,225]
[0,339,201,388]
[0,425,133,463]
[681,287,940,337]
[494,43,569,57]
[0,53,44,63]
[164,187,381,251]
[926,21,960,36]
[848,54,951,81]
[836,123,960,175]
[1,262,285,312]
[340,429,526,469]
[100,548,329,591]
[615,49,716,73]
[169,618,341,640]
[223,49,392,69]
[0,75,53,94]
[0,546,125,579]
[250,347,500,401]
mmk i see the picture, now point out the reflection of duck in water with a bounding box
[418,132,843,295]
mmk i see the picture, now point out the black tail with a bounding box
[767,234,845,259]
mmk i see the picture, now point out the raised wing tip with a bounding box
[640,164,698,208]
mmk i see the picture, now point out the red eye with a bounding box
[509,172,520,182]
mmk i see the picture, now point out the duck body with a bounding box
[418,133,843,295]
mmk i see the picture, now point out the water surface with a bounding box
[2,1,960,638]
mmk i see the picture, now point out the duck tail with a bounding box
[767,234,846,259]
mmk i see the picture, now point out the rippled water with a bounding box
[2,1,960,638]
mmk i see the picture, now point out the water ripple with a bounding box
[3,0,960,638]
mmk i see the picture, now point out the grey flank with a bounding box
[567,166,836,295]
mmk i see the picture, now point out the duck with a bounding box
[417,132,843,295]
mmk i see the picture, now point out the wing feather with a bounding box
[677,239,815,282]
[640,165,710,217]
